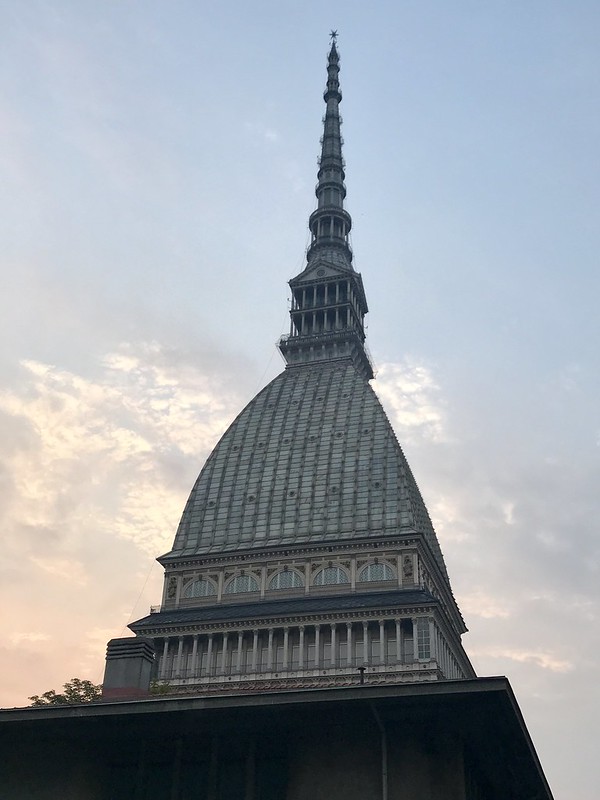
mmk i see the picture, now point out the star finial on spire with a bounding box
[329,30,338,43]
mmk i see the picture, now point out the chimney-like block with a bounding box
[102,637,155,700]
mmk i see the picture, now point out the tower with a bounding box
[129,37,476,692]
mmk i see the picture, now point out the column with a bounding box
[440,635,445,675]
[160,638,170,679]
[236,631,244,673]
[299,626,305,671]
[176,636,184,677]
[283,627,289,670]
[350,558,356,590]
[222,632,229,674]
[206,634,214,676]
[346,622,353,667]
[315,625,321,669]
[412,618,419,661]
[267,629,274,671]
[395,620,402,664]
[191,635,199,677]
[217,572,224,602]
[260,566,266,598]
[379,621,385,665]
[363,622,369,664]
[330,624,337,668]
[429,619,436,662]
[252,631,259,673]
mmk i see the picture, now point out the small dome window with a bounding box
[183,578,217,598]
[314,566,349,586]
[358,563,395,583]
[269,570,304,590]
[224,574,259,594]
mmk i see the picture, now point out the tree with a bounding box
[149,680,172,696]
[29,677,102,706]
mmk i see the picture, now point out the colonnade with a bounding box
[288,280,363,338]
[157,617,443,682]
[293,307,354,337]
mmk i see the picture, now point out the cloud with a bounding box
[0,341,241,558]
[30,556,89,586]
[375,359,447,443]
[0,341,245,706]
[8,632,51,648]
[459,590,512,619]
[470,647,574,674]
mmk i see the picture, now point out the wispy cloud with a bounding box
[459,590,512,619]
[0,341,243,705]
[470,647,574,674]
[30,556,89,586]
[8,632,52,648]
[375,359,447,443]
[0,341,240,557]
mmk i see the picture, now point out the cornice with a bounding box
[160,534,421,571]
[132,601,440,637]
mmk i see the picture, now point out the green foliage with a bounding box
[149,680,172,696]
[29,677,102,706]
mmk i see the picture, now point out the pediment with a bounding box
[290,259,353,286]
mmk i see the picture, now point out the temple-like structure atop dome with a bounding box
[130,38,475,692]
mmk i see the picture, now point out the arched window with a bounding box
[314,566,349,586]
[223,574,259,594]
[269,570,304,591]
[183,578,217,598]
[358,563,395,583]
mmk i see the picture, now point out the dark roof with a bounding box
[0,679,553,800]
[130,588,437,631]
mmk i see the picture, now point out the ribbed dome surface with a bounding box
[168,362,447,578]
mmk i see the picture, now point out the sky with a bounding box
[1,1,599,796]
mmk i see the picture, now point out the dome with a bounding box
[167,361,448,578]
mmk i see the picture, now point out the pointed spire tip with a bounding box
[328,30,339,58]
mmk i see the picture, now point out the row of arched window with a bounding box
[182,562,395,599]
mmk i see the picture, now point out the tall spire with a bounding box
[129,35,477,702]
[279,35,372,380]
[307,35,353,270]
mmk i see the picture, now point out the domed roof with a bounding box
[167,362,448,578]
